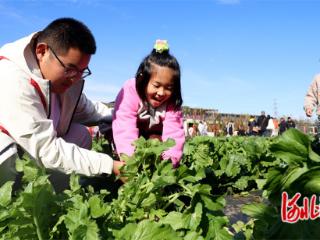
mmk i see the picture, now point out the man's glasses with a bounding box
[48,46,91,79]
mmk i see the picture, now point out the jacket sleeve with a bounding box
[161,105,185,167]
[73,93,113,125]
[304,74,320,112]
[0,67,113,176]
[112,79,140,157]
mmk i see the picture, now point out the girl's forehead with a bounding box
[150,63,172,72]
[150,69,174,85]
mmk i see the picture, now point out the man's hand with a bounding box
[306,108,313,117]
[113,160,127,183]
[113,160,124,175]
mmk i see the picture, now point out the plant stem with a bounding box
[163,193,181,210]
[33,214,44,240]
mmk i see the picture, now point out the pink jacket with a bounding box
[112,78,185,166]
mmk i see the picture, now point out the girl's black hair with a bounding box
[37,17,96,55]
[135,48,183,109]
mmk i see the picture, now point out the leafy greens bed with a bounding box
[0,129,319,239]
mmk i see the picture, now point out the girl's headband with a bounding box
[154,39,169,53]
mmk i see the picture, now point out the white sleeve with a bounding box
[73,93,113,125]
[0,71,113,176]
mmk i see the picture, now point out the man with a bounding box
[279,117,287,135]
[226,121,234,136]
[286,117,296,129]
[257,111,268,136]
[248,115,257,136]
[0,18,124,191]
[197,121,207,136]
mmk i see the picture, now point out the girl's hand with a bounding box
[149,134,162,141]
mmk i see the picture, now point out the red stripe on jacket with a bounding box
[0,56,48,137]
[29,79,48,113]
[0,125,11,137]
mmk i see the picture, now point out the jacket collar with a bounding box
[0,33,84,122]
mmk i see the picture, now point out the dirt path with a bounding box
[223,190,265,224]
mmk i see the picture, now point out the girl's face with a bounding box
[146,64,174,108]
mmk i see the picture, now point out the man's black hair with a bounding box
[37,17,96,55]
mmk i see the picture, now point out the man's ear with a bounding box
[35,43,48,61]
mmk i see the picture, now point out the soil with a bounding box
[223,190,266,224]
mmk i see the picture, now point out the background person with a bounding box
[272,117,279,136]
[286,117,296,129]
[226,121,234,136]
[257,111,268,136]
[304,74,320,139]
[265,115,273,137]
[198,120,208,136]
[279,117,287,135]
[248,115,257,136]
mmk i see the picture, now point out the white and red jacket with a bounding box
[0,33,114,176]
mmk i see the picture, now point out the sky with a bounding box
[0,0,319,120]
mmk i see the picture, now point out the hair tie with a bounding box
[154,39,169,53]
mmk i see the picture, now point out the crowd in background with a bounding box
[184,110,297,138]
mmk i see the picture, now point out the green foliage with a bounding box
[0,157,59,240]
[265,129,320,203]
[107,137,231,238]
[113,220,182,240]
[239,129,320,239]
[0,137,234,239]
[183,135,276,194]
[4,130,319,239]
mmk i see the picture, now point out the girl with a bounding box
[112,40,184,167]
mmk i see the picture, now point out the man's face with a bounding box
[36,43,91,94]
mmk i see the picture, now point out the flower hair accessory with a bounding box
[154,39,169,53]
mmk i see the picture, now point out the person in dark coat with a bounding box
[279,117,287,134]
[248,115,257,136]
[257,111,268,136]
[286,117,296,129]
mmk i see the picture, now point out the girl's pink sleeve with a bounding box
[112,79,140,157]
[161,105,185,167]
